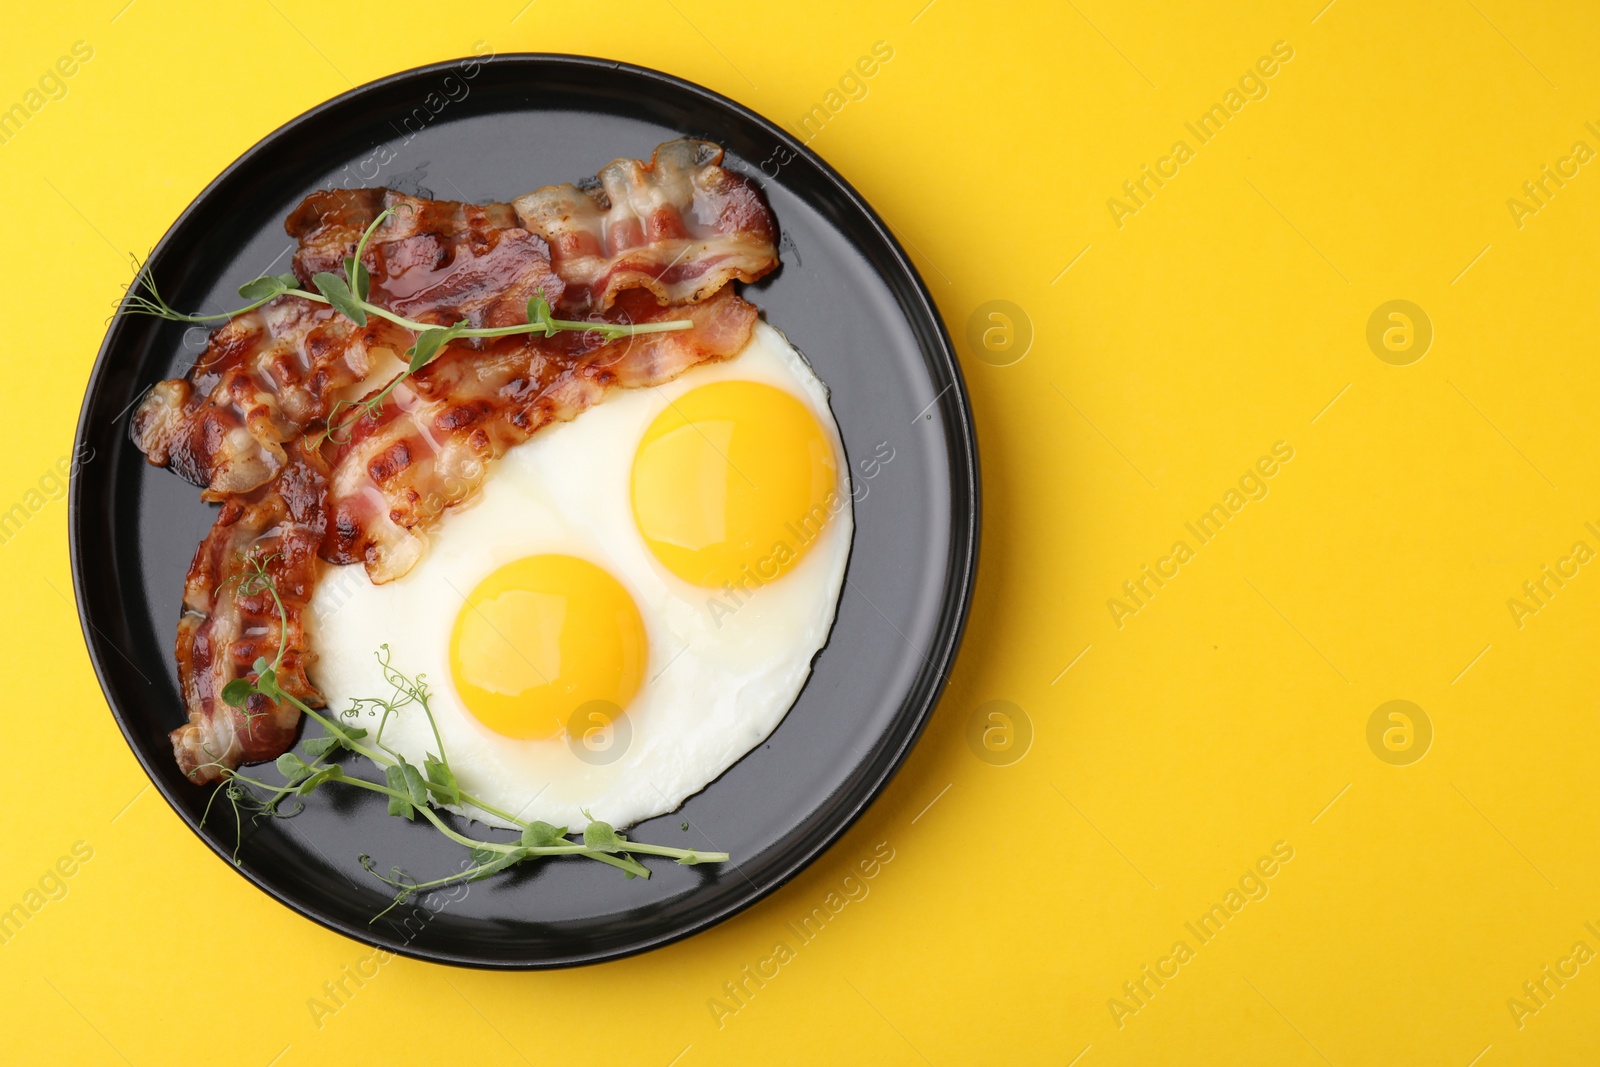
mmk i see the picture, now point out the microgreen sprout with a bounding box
[204,560,725,917]
[122,208,696,444]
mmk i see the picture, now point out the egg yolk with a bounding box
[448,554,647,740]
[631,380,838,589]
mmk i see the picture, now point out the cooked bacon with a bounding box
[137,141,781,786]
[321,287,759,583]
[133,188,574,494]
[285,187,386,279]
[286,188,566,328]
[131,299,412,495]
[171,445,328,783]
[513,139,778,314]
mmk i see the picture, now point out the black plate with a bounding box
[70,54,977,968]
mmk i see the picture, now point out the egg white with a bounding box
[306,322,853,831]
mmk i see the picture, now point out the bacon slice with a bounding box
[171,445,328,783]
[322,287,759,583]
[286,188,567,328]
[134,189,569,495]
[284,187,386,279]
[131,299,411,496]
[513,139,778,314]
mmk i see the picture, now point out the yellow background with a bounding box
[2,0,1597,1063]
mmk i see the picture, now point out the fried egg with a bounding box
[307,322,852,831]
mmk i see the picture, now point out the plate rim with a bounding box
[69,51,980,969]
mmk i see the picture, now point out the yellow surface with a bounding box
[2,1,1597,1063]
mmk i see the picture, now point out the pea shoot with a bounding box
[200,553,727,920]
[124,207,695,442]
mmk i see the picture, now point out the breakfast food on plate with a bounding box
[131,140,778,499]
[129,139,850,859]
[311,321,851,831]
[320,286,757,584]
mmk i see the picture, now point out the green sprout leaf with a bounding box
[297,765,344,795]
[423,754,460,807]
[237,273,299,303]
[525,291,555,336]
[520,821,568,848]
[399,759,429,807]
[220,678,255,708]
[406,327,452,372]
[302,734,341,759]
[275,751,311,783]
[466,848,527,881]
[384,763,415,820]
[312,271,367,325]
[583,820,625,854]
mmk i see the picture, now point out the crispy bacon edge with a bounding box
[513,138,778,314]
[131,300,412,497]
